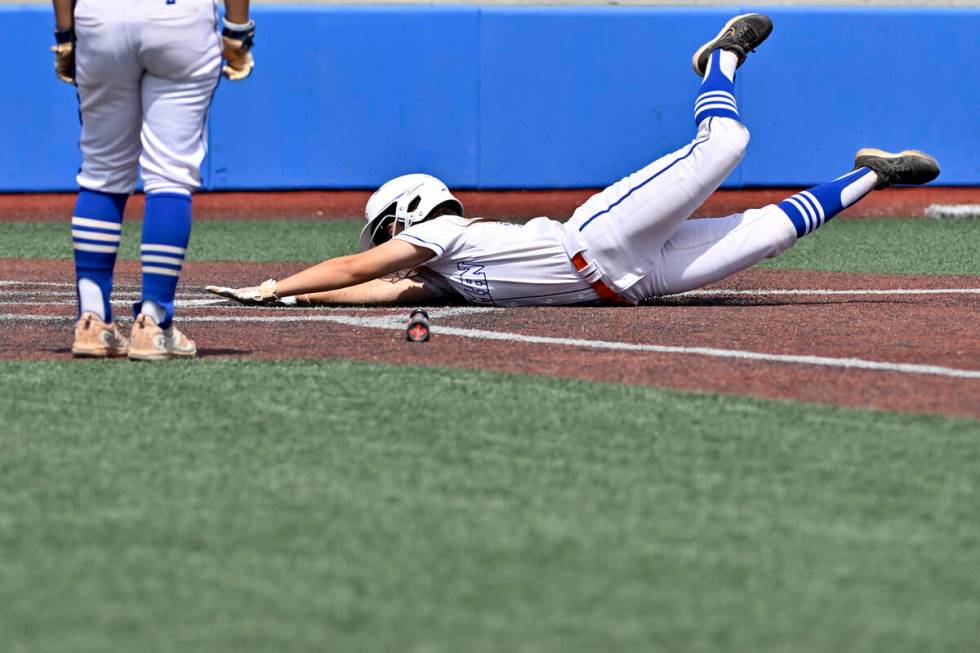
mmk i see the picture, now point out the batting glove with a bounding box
[51,28,75,85]
[206,279,297,306]
[221,18,255,81]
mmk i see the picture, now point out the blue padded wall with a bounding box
[209,6,482,189]
[1,5,977,191]
[479,7,703,188]
[736,7,979,186]
[2,7,84,192]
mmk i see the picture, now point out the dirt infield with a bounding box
[3,258,978,418]
[4,187,978,222]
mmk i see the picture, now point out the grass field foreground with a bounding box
[1,360,979,652]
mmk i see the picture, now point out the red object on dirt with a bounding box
[407,309,430,342]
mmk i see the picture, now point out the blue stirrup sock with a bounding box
[777,168,879,238]
[72,188,128,322]
[695,49,740,126]
[136,192,192,330]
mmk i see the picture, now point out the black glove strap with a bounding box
[222,22,255,52]
[55,28,75,45]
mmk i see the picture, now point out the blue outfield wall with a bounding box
[2,5,978,191]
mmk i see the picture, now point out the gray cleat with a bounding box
[692,14,774,77]
[854,148,941,189]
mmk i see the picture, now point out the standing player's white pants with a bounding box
[74,0,221,195]
[562,117,796,301]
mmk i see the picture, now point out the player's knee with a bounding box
[714,118,750,159]
[142,169,199,196]
[732,121,751,154]
[745,205,798,258]
[144,180,196,195]
[140,151,202,195]
[769,225,796,258]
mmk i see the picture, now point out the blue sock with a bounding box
[72,188,127,322]
[137,192,192,329]
[778,168,879,238]
[695,49,739,126]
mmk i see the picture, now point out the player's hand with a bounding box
[221,20,255,81]
[206,279,295,306]
[51,32,75,85]
[206,284,265,305]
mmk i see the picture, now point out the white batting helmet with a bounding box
[358,173,463,250]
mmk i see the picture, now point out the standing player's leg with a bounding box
[70,1,142,357]
[564,14,772,294]
[127,0,221,361]
[642,149,940,298]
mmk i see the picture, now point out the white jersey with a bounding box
[395,216,600,306]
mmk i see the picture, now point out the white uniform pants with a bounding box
[563,117,797,301]
[74,0,221,195]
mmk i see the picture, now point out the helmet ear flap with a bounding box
[370,216,394,246]
[367,202,399,246]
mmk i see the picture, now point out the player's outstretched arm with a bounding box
[207,239,435,305]
[300,277,440,305]
[207,276,439,306]
[277,240,435,297]
[222,0,255,81]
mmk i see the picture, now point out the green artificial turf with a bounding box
[2,218,979,275]
[755,218,980,275]
[1,359,978,652]
[0,220,361,263]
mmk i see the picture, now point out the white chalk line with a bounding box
[431,324,980,380]
[1,309,977,380]
[0,298,409,310]
[0,291,215,301]
[678,288,980,297]
[925,204,980,219]
[5,284,979,314]
[0,280,69,287]
[0,300,486,315]
[0,306,486,321]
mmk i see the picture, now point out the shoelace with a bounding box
[734,26,759,53]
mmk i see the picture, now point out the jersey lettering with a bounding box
[453,261,495,305]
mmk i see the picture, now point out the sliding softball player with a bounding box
[55,0,255,360]
[209,14,939,310]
